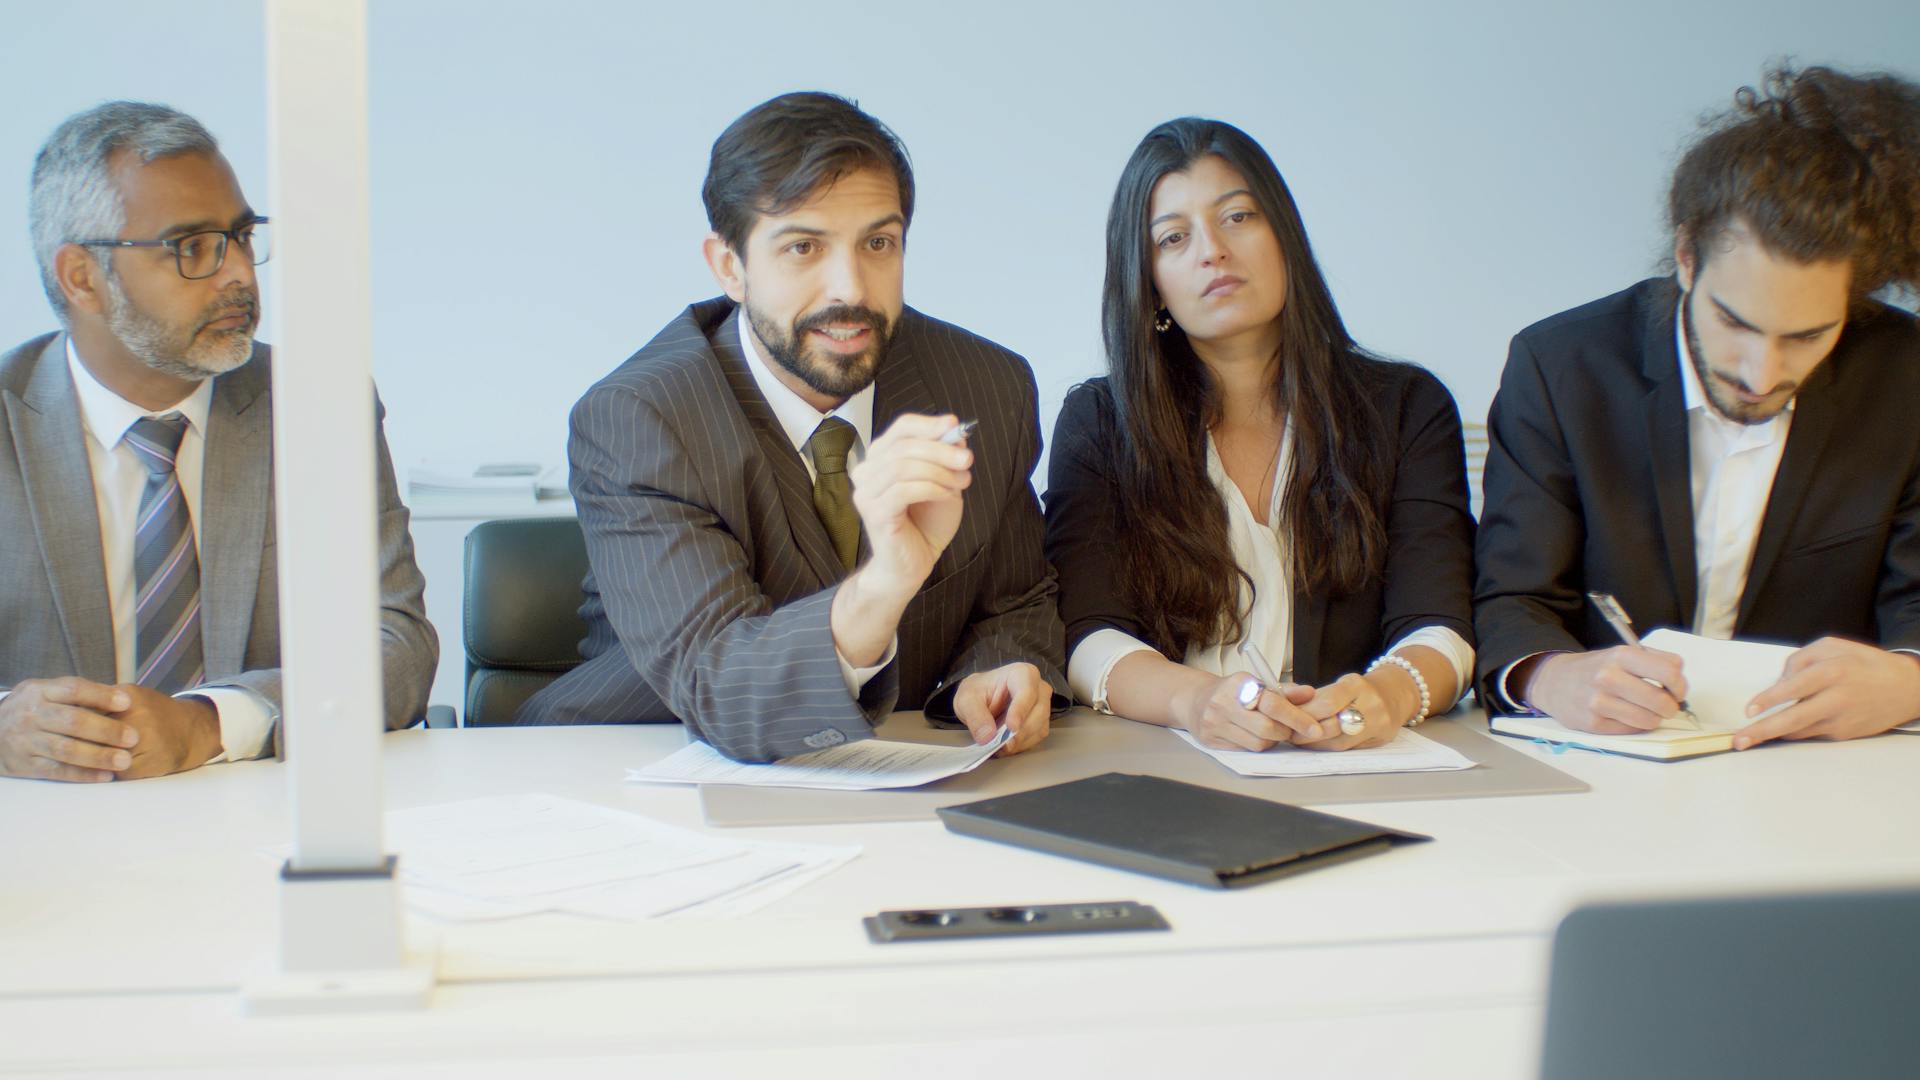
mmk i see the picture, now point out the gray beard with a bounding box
[101,271,254,382]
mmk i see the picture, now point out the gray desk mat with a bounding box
[699,707,1589,827]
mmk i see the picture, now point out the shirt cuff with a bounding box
[837,637,898,695]
[184,685,278,763]
[1067,628,1160,713]
[1493,652,1561,715]
[1383,626,1475,711]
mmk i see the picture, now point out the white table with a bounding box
[3,712,1917,1078]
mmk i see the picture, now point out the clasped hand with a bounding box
[0,677,221,782]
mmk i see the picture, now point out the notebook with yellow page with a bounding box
[1490,630,1798,762]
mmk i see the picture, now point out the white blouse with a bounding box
[1065,429,1473,711]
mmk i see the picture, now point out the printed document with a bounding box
[628,724,1013,790]
[1174,726,1475,777]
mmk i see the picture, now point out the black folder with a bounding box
[936,772,1430,889]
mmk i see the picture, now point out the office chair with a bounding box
[461,516,589,725]
[1539,885,1920,1079]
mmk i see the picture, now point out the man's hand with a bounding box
[1520,646,1688,734]
[848,413,971,596]
[952,662,1053,756]
[1734,637,1920,749]
[109,686,222,779]
[0,677,137,782]
[1173,673,1320,751]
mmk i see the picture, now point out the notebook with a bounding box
[936,772,1429,889]
[1490,629,1796,761]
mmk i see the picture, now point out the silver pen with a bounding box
[938,419,978,445]
[1586,591,1699,728]
[1237,639,1283,688]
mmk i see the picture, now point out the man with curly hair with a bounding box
[1475,65,1920,747]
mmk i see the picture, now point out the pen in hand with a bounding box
[1587,591,1699,728]
[938,419,978,445]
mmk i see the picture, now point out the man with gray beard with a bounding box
[0,102,436,782]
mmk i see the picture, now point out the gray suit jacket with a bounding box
[0,333,437,743]
[518,298,1067,761]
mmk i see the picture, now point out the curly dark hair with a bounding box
[1670,63,1920,303]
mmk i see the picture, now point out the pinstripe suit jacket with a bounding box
[0,332,438,743]
[518,298,1067,761]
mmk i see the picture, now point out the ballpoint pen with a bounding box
[1586,591,1699,728]
[938,419,978,445]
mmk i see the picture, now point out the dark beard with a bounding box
[1682,288,1794,425]
[746,302,891,400]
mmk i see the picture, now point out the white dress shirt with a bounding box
[735,309,895,691]
[63,338,274,760]
[1495,306,1795,707]
[1067,429,1475,713]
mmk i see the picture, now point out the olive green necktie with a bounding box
[805,417,861,570]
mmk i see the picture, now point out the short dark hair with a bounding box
[702,92,915,257]
[1670,64,1920,302]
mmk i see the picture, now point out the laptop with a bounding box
[1540,886,1920,1079]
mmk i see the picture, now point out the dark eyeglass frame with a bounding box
[75,216,272,281]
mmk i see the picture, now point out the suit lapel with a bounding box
[198,352,272,678]
[1736,364,1838,628]
[710,313,846,586]
[10,336,115,681]
[1640,293,1699,625]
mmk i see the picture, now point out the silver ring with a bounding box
[1237,677,1264,709]
[1336,706,1366,735]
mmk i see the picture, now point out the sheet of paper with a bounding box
[267,793,860,923]
[1641,629,1797,731]
[1174,726,1476,777]
[626,725,1013,791]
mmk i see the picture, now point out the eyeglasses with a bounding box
[76,217,272,281]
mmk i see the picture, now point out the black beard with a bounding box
[1682,288,1793,425]
[746,302,891,400]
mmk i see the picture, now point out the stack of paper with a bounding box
[1174,726,1476,778]
[363,794,858,922]
[627,725,1013,790]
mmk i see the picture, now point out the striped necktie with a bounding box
[125,414,204,694]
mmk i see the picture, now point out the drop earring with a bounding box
[1153,308,1173,333]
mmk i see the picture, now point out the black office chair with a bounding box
[461,517,590,726]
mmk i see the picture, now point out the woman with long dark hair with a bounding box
[1044,118,1475,751]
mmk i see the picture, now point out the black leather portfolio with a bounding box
[937,772,1431,889]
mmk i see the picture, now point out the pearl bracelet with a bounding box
[1366,653,1430,727]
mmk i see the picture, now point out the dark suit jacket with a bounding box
[0,332,438,740]
[1044,362,1475,685]
[1473,276,1920,707]
[518,298,1067,761]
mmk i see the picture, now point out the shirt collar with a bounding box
[1673,301,1793,432]
[66,335,214,452]
[736,306,875,455]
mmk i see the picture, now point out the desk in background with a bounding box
[3,710,1917,1077]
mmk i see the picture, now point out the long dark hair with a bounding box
[1103,117,1391,658]
[1670,64,1920,304]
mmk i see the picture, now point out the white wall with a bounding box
[3,0,1916,683]
[6,1,1917,477]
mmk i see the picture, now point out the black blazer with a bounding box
[1473,276,1920,707]
[519,299,1067,761]
[1044,361,1475,688]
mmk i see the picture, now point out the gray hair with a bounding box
[28,101,219,323]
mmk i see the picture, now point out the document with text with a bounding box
[627,724,1014,791]
[1174,726,1476,778]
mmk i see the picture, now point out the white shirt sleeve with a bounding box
[1383,626,1475,711]
[837,637,898,695]
[186,685,278,763]
[1066,628,1161,713]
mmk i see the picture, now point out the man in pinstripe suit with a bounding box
[519,92,1067,762]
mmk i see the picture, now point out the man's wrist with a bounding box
[832,567,916,668]
[179,694,224,762]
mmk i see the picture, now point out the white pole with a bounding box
[244,0,433,1013]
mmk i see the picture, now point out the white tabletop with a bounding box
[4,711,1917,1077]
